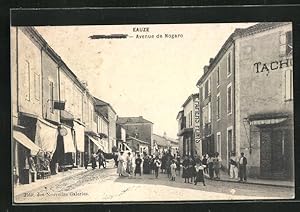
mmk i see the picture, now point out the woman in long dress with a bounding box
[117,152,128,176]
[182,156,189,183]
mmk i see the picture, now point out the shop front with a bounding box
[248,113,294,180]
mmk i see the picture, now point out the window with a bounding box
[227,52,231,76]
[49,81,54,113]
[227,127,235,153]
[189,111,193,127]
[285,69,293,101]
[216,67,220,87]
[216,93,221,120]
[217,132,221,155]
[204,78,211,98]
[227,84,232,114]
[25,60,30,101]
[34,73,40,100]
[280,31,293,57]
[60,81,65,101]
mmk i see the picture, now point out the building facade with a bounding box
[177,94,201,158]
[196,22,293,179]
[117,116,153,155]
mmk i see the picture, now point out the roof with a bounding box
[196,22,290,86]
[117,116,153,124]
[93,97,117,115]
[153,134,178,147]
[127,136,149,145]
[182,93,199,108]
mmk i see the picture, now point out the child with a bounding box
[170,160,177,181]
[194,159,206,186]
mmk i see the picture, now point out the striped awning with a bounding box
[87,135,104,150]
[250,118,287,126]
[13,130,41,155]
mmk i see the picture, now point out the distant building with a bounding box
[153,133,178,156]
[117,116,153,154]
[196,22,293,179]
[94,97,117,153]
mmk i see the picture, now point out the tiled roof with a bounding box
[93,97,117,115]
[117,116,153,124]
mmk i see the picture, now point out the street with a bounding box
[14,161,294,203]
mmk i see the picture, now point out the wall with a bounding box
[210,44,235,167]
[17,28,43,118]
[107,107,117,153]
[41,49,60,123]
[235,23,293,174]
[122,123,152,146]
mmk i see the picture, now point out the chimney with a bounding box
[163,132,167,138]
[209,57,214,64]
[203,65,209,73]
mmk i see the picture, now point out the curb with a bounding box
[205,177,294,188]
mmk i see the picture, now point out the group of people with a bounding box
[84,150,106,170]
[115,150,248,185]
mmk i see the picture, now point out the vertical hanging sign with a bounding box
[194,97,201,143]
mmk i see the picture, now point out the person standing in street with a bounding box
[126,152,133,177]
[91,152,97,170]
[134,154,142,177]
[194,159,206,186]
[170,160,177,181]
[229,152,239,179]
[188,156,195,184]
[207,153,215,179]
[213,152,222,180]
[84,152,89,170]
[153,156,161,179]
[182,156,189,183]
[238,152,247,182]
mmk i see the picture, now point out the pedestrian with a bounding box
[166,157,172,179]
[182,156,189,183]
[118,151,129,177]
[134,154,142,177]
[213,152,222,180]
[202,154,208,175]
[84,152,89,170]
[97,150,106,169]
[91,152,97,169]
[188,156,195,183]
[153,156,161,178]
[170,160,177,181]
[175,156,181,175]
[207,153,215,179]
[126,152,133,177]
[229,152,239,179]
[161,152,166,173]
[194,159,206,186]
[143,152,151,174]
[238,152,247,182]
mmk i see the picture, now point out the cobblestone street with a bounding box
[14,161,294,203]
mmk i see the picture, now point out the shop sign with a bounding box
[254,57,293,76]
[194,97,201,143]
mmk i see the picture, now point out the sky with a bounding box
[36,23,256,139]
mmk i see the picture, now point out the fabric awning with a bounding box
[87,135,104,150]
[61,110,74,121]
[250,118,287,126]
[35,119,58,154]
[13,130,41,155]
[63,126,76,153]
[73,121,85,152]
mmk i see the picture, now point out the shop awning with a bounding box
[73,121,85,152]
[60,110,74,121]
[87,135,104,151]
[63,126,76,153]
[13,130,41,155]
[250,118,288,126]
[35,119,58,153]
[123,143,132,152]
